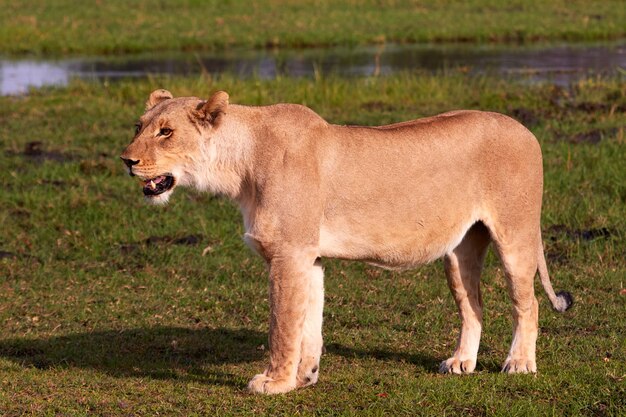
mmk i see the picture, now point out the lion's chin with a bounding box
[144,189,173,206]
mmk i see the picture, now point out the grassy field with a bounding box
[0,72,624,415]
[1,0,626,56]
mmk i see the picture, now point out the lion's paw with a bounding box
[439,357,476,374]
[501,358,536,374]
[247,373,297,395]
[296,365,319,388]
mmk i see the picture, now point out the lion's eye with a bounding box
[159,128,173,137]
[134,123,141,135]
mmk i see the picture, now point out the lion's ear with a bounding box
[196,91,229,124]
[145,89,173,110]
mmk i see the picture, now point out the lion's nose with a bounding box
[120,156,140,176]
[120,156,140,168]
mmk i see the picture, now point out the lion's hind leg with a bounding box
[440,222,491,374]
[484,215,542,374]
[495,235,540,374]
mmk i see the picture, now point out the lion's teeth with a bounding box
[150,180,156,190]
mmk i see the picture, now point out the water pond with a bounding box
[1,41,624,95]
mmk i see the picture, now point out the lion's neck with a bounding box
[194,106,254,199]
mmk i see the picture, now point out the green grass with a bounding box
[0,73,625,415]
[1,0,626,56]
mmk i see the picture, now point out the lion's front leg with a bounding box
[296,258,324,388]
[248,251,318,394]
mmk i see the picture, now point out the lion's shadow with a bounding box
[0,326,440,387]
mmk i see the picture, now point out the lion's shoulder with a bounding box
[259,103,328,126]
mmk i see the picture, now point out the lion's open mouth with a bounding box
[142,175,175,196]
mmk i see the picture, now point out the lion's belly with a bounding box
[318,212,478,268]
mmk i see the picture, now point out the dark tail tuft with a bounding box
[555,290,574,312]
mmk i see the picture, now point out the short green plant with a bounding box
[0,73,624,415]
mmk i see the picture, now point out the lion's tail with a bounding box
[537,230,573,312]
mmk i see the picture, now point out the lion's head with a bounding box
[120,89,230,204]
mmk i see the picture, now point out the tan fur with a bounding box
[121,90,570,394]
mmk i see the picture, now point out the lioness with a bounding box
[121,89,572,394]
